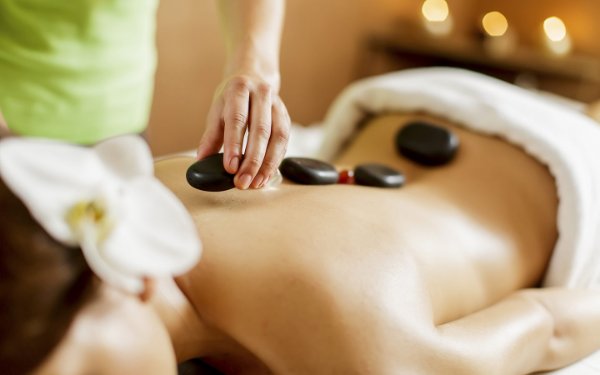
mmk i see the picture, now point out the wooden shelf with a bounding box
[358,27,600,102]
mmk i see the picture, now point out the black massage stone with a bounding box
[279,157,339,185]
[395,121,459,166]
[186,153,235,192]
[354,164,405,188]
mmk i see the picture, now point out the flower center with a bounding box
[67,200,113,241]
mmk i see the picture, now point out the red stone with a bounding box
[338,169,355,184]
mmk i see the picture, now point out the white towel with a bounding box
[316,67,600,290]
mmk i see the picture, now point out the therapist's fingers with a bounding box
[235,84,272,190]
[222,79,250,175]
[251,97,290,188]
[197,100,225,160]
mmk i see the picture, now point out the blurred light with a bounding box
[543,17,567,42]
[482,11,508,37]
[542,16,571,56]
[421,0,449,22]
[545,35,572,56]
[421,0,453,36]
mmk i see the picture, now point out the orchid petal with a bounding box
[94,135,154,180]
[78,220,145,294]
[101,176,202,276]
[0,138,109,244]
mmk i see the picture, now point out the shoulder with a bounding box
[86,289,178,374]
[37,287,177,375]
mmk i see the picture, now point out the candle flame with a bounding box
[482,11,508,37]
[422,0,449,22]
[544,17,567,42]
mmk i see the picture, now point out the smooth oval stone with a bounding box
[354,163,405,188]
[395,121,459,166]
[279,157,339,185]
[186,153,235,192]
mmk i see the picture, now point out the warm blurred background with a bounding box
[147,0,600,156]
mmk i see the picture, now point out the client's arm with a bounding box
[436,288,600,374]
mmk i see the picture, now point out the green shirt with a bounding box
[0,0,159,144]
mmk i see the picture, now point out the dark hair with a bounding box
[0,177,97,374]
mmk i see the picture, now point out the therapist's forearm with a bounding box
[217,0,285,90]
[0,109,10,137]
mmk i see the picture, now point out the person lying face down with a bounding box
[2,114,600,375]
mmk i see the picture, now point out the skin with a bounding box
[0,108,8,138]
[197,0,291,191]
[35,114,600,374]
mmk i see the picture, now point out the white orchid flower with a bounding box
[0,135,201,294]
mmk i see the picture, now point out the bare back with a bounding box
[155,114,558,373]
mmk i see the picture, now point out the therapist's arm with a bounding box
[0,109,11,138]
[197,0,290,190]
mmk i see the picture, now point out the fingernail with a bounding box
[238,174,252,189]
[253,175,264,189]
[229,157,239,173]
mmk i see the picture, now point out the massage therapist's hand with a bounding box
[196,0,288,190]
[197,71,290,190]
